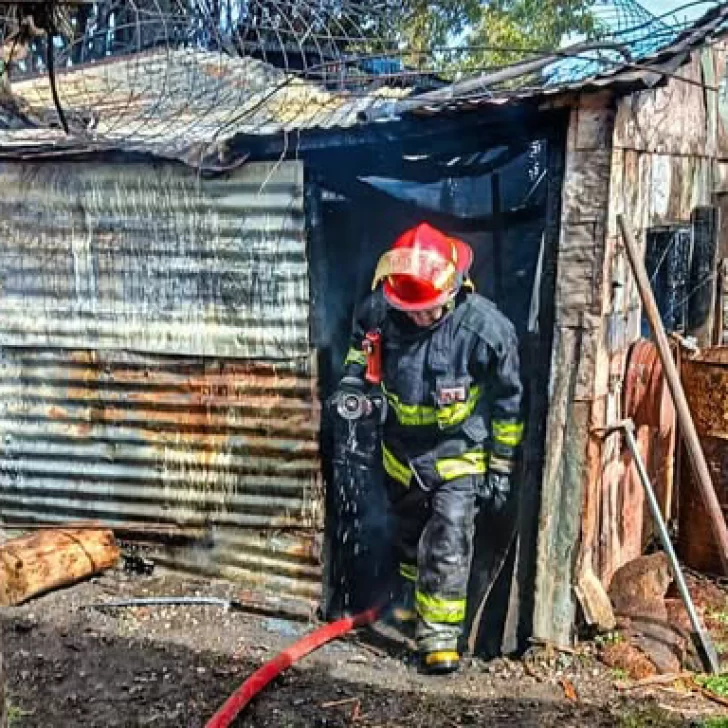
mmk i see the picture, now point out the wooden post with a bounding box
[618,215,728,572]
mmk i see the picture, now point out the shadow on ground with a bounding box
[2,613,689,728]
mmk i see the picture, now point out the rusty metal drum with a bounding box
[679,347,728,575]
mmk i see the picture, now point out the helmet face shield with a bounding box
[372,248,458,293]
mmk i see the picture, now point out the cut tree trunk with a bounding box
[0,529,119,606]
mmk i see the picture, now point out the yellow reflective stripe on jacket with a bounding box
[399,563,418,582]
[416,591,466,624]
[492,419,524,447]
[344,347,367,367]
[382,384,483,428]
[382,444,412,487]
[435,450,488,481]
[382,386,437,426]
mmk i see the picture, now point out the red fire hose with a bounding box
[205,607,380,728]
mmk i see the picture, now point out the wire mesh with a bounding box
[0,0,721,156]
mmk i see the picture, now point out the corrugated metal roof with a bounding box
[0,5,722,159]
[2,49,403,160]
[0,159,309,359]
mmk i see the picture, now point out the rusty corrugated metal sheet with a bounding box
[0,49,407,161]
[0,348,323,610]
[0,159,324,613]
[679,347,728,576]
[0,160,308,359]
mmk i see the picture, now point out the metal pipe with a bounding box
[371,41,631,120]
[618,214,728,572]
[88,597,243,611]
[619,419,720,674]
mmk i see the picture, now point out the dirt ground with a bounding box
[2,565,728,728]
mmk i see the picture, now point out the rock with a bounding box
[665,598,692,634]
[576,568,616,631]
[608,553,672,619]
[629,619,684,674]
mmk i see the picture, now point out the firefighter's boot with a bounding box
[420,648,460,675]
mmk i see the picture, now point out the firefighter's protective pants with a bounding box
[387,472,477,655]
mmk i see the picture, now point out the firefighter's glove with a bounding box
[482,471,512,513]
[481,454,516,513]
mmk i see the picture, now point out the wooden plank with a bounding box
[689,159,712,215]
[688,206,719,346]
[578,394,604,575]
[701,47,719,160]
[614,53,708,156]
[533,101,615,646]
[562,149,613,224]
[533,324,590,643]
[649,154,673,222]
[572,94,616,151]
[607,149,625,238]
[511,129,566,653]
[711,41,728,158]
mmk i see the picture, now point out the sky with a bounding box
[640,0,716,22]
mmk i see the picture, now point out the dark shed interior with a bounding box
[241,104,570,655]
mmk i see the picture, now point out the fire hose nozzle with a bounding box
[334,391,387,423]
[336,391,373,421]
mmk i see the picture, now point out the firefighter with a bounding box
[337,222,524,675]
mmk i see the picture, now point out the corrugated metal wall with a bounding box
[0,160,324,613]
[0,161,309,358]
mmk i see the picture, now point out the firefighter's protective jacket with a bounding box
[342,288,523,490]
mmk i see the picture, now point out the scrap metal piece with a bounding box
[88,596,245,612]
[599,418,720,674]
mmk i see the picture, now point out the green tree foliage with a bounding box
[393,0,598,71]
[2,1,598,77]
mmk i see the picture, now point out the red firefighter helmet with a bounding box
[372,223,473,312]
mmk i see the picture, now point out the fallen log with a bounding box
[0,529,119,606]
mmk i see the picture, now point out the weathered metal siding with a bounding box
[678,348,728,576]
[0,161,309,359]
[0,160,324,612]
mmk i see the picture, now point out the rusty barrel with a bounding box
[679,347,728,575]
